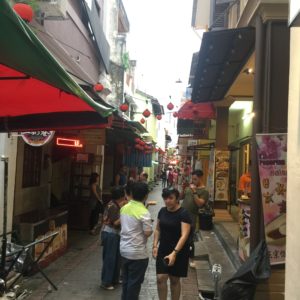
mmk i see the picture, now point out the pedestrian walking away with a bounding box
[89,172,104,235]
[161,169,167,188]
[120,182,153,300]
[101,186,126,290]
[153,188,192,300]
[181,169,209,268]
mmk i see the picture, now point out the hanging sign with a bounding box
[21,131,55,147]
[214,150,230,202]
[256,133,287,265]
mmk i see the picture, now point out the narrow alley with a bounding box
[24,186,200,300]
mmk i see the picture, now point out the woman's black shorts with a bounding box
[156,251,189,277]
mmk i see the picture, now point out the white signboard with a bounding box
[21,131,55,147]
[289,0,300,26]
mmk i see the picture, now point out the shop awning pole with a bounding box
[0,156,8,278]
[250,15,265,253]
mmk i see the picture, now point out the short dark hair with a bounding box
[192,169,204,177]
[131,182,149,202]
[89,172,99,185]
[162,188,180,200]
[142,173,148,179]
[125,179,134,196]
[111,186,125,200]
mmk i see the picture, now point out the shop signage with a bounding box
[256,133,287,265]
[214,150,230,202]
[206,148,215,203]
[56,137,83,148]
[289,0,300,26]
[21,131,55,147]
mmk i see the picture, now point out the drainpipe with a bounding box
[250,15,265,252]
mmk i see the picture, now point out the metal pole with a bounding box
[250,16,265,252]
[0,156,8,278]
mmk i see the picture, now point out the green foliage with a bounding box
[122,52,130,71]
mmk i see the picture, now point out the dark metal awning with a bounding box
[191,27,255,103]
[127,121,148,134]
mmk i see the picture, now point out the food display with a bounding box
[214,150,230,201]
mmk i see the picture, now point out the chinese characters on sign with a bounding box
[21,131,55,147]
[256,134,287,265]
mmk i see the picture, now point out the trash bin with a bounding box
[199,212,213,230]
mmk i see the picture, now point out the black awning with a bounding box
[127,121,148,134]
[192,27,255,103]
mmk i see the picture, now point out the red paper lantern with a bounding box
[135,138,141,143]
[156,115,162,120]
[167,102,174,110]
[173,112,178,118]
[140,118,145,124]
[120,103,129,112]
[93,83,104,92]
[142,109,151,118]
[135,144,140,150]
[13,3,34,23]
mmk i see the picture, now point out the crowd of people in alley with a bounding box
[87,166,210,300]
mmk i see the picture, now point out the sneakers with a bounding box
[189,261,196,268]
[101,284,115,290]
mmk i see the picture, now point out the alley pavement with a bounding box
[24,185,200,300]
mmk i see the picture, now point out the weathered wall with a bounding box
[0,134,18,235]
[286,26,300,300]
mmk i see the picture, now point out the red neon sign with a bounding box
[56,137,83,148]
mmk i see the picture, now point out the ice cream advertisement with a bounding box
[256,133,287,265]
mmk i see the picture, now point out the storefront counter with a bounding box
[238,198,251,261]
[19,207,68,267]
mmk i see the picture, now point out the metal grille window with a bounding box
[22,144,42,188]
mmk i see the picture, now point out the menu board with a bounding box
[256,134,287,265]
[206,149,215,202]
[214,150,230,201]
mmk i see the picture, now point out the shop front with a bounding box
[0,2,113,273]
[12,128,107,265]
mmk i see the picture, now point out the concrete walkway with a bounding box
[24,186,200,300]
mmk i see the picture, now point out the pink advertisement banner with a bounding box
[256,134,287,265]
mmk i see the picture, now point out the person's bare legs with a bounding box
[157,274,168,300]
[170,275,181,300]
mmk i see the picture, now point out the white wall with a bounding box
[0,134,18,235]
[286,26,300,299]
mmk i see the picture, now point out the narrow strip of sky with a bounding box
[123,0,200,101]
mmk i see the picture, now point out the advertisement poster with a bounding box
[256,134,287,265]
[238,202,251,261]
[214,150,230,201]
[206,149,215,202]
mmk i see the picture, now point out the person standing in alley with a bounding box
[115,165,128,186]
[120,182,153,300]
[167,168,174,188]
[89,172,104,235]
[101,186,126,290]
[181,170,209,268]
[153,188,192,300]
[161,169,167,188]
